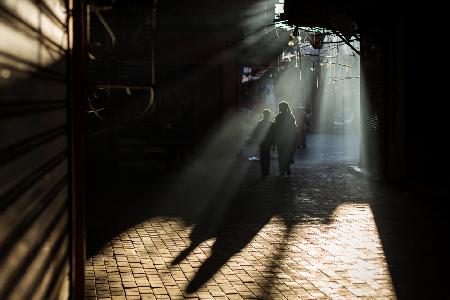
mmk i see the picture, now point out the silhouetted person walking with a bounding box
[252,109,274,178]
[273,101,298,177]
[296,107,307,149]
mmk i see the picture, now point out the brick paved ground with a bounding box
[86,134,449,299]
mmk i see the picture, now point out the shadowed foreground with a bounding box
[85,134,449,299]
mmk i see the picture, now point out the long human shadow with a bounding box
[177,176,297,293]
[171,165,351,293]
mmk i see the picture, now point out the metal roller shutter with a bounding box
[0,1,71,299]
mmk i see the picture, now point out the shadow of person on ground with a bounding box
[172,170,347,293]
[179,177,297,293]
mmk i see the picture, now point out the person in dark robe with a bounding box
[273,101,298,177]
[296,108,307,149]
[252,109,274,178]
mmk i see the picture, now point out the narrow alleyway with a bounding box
[85,134,449,299]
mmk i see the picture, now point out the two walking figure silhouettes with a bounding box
[252,101,299,178]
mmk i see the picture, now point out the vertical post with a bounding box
[70,0,87,298]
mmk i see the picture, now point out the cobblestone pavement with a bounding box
[85,135,449,299]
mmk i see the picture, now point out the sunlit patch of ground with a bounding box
[86,201,395,299]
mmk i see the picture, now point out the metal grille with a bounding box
[0,0,71,299]
[363,35,384,134]
[366,94,383,132]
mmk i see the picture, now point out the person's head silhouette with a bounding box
[262,109,271,120]
[278,101,291,114]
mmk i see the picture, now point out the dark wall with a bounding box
[86,0,243,166]
[403,10,449,188]
[360,2,449,191]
